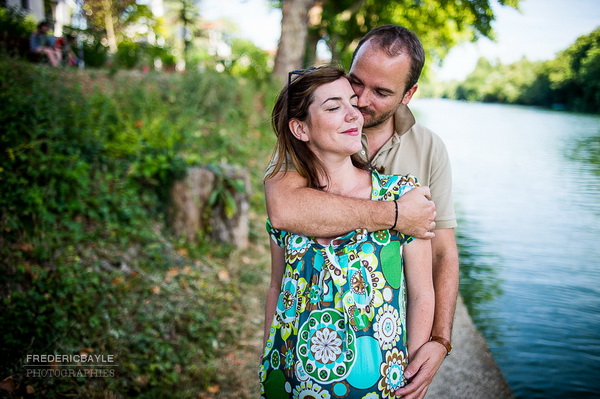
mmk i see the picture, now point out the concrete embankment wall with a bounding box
[426,295,513,399]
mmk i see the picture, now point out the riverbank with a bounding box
[427,295,513,398]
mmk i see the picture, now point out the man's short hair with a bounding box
[352,25,426,92]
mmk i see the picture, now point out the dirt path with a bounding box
[198,243,270,399]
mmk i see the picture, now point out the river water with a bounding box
[410,98,600,398]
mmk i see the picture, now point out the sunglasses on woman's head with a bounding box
[287,67,318,117]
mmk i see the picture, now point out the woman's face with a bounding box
[298,77,364,161]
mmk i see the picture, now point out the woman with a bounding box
[261,66,434,398]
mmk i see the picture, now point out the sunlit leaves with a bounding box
[308,0,520,69]
[82,0,160,44]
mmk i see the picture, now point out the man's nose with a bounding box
[356,90,370,108]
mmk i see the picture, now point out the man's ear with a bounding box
[289,119,310,142]
[401,84,418,105]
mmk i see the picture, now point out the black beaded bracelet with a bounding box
[391,200,398,231]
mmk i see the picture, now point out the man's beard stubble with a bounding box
[361,108,394,129]
[359,102,401,130]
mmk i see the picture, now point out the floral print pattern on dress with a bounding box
[378,347,408,398]
[260,170,418,398]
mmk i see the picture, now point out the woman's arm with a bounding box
[265,171,436,239]
[404,238,435,360]
[263,240,286,346]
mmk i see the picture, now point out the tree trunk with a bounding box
[305,1,324,66]
[168,166,251,249]
[304,29,320,67]
[206,165,251,249]
[103,0,118,53]
[272,0,317,86]
[169,168,215,243]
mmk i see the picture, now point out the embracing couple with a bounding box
[260,25,459,399]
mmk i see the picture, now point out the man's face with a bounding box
[349,40,416,129]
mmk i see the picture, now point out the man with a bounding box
[30,21,62,67]
[265,25,458,399]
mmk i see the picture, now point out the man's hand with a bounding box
[394,341,447,399]
[395,186,437,239]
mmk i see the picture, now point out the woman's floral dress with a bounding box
[260,171,418,399]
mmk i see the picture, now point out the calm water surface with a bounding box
[410,99,600,398]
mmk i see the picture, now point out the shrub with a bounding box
[0,57,276,397]
[0,6,37,58]
[114,41,143,69]
[80,31,109,68]
[0,6,36,38]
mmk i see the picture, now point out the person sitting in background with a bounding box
[30,21,61,67]
[54,34,78,67]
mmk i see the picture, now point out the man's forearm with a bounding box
[430,229,460,340]
[265,173,395,236]
[432,269,458,340]
[265,171,436,238]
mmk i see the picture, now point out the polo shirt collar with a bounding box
[393,104,416,137]
[360,104,417,162]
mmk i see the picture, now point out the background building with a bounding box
[4,0,77,36]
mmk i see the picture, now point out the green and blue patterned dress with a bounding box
[260,170,418,399]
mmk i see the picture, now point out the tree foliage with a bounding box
[452,56,543,103]
[270,0,520,82]
[229,38,273,83]
[445,27,600,113]
[82,0,158,52]
[547,27,600,112]
[313,0,519,67]
[0,6,36,38]
[162,0,202,61]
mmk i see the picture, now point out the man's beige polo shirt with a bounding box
[358,104,457,229]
